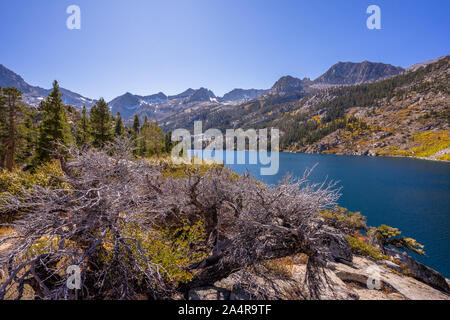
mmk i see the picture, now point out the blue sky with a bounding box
[0,0,448,101]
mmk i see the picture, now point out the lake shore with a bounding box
[281,149,450,163]
[224,150,450,278]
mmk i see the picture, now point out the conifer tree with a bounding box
[138,117,166,157]
[150,120,165,156]
[114,112,125,137]
[1,87,26,170]
[0,87,6,168]
[36,80,73,164]
[75,106,91,147]
[130,114,141,156]
[139,116,150,156]
[132,114,140,135]
[90,98,113,148]
[22,107,39,164]
[164,131,173,153]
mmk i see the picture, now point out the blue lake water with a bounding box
[191,150,450,277]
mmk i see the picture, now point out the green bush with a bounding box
[320,206,368,234]
[98,220,207,286]
[346,236,387,261]
[0,160,67,194]
[0,161,68,222]
[369,225,425,256]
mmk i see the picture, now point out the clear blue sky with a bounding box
[0,0,448,101]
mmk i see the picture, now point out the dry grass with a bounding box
[0,226,15,238]
[265,254,309,278]
[0,227,35,300]
[0,227,15,253]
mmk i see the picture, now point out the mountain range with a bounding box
[160,55,448,161]
[0,60,405,121]
[1,56,448,161]
[315,61,404,85]
[0,64,96,108]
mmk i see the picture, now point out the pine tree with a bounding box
[1,87,26,170]
[22,107,39,164]
[114,112,125,137]
[131,115,140,156]
[75,106,91,147]
[139,116,149,156]
[132,115,140,135]
[150,120,165,156]
[164,131,173,153]
[90,98,113,148]
[36,81,73,164]
[0,87,6,168]
[0,90,37,168]
[138,117,166,157]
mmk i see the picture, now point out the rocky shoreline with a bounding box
[188,254,450,300]
[281,148,450,163]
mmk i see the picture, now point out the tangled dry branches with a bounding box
[0,138,351,300]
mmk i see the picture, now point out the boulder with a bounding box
[404,258,450,294]
[332,256,449,300]
[188,286,231,300]
[316,226,353,265]
[385,249,450,294]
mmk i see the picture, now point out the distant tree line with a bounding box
[0,81,173,171]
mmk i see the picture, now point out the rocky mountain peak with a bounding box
[186,87,216,103]
[0,64,95,108]
[315,61,404,85]
[221,88,268,102]
[168,88,195,100]
[269,75,304,95]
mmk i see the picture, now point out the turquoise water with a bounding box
[192,151,450,277]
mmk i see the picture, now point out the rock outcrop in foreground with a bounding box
[189,255,450,300]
